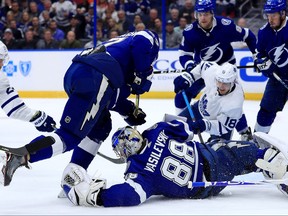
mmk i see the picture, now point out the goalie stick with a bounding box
[97,151,125,164]
[153,65,255,74]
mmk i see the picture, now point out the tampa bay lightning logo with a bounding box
[199,94,210,117]
[200,43,223,62]
[268,44,288,68]
[19,61,31,76]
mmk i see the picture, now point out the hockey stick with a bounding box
[272,72,288,90]
[153,65,255,74]
[133,94,140,130]
[97,151,125,164]
[187,178,288,188]
[182,91,204,144]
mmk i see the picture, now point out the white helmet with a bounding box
[0,40,9,65]
[111,126,144,161]
[215,62,237,84]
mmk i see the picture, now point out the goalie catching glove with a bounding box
[29,111,56,132]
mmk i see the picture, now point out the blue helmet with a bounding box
[264,0,287,13]
[195,0,215,13]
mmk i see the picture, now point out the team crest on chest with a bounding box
[269,44,288,68]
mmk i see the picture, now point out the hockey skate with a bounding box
[1,152,30,186]
[240,127,253,141]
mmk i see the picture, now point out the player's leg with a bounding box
[69,109,112,170]
[197,139,261,198]
[254,79,288,133]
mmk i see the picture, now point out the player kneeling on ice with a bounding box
[61,118,288,207]
[174,61,249,142]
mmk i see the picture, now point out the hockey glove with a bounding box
[173,72,195,93]
[124,106,146,126]
[254,57,274,78]
[189,119,207,134]
[186,62,197,73]
[131,67,153,95]
[30,111,56,132]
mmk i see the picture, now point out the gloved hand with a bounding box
[188,119,207,134]
[124,106,146,126]
[254,57,274,78]
[30,111,56,132]
[131,79,152,95]
[173,72,194,93]
[186,62,197,73]
[131,67,153,95]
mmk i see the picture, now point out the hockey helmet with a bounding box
[215,62,237,84]
[0,41,10,66]
[264,0,286,14]
[195,0,215,13]
[112,126,144,161]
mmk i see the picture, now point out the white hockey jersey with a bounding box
[192,61,244,136]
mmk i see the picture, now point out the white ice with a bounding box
[0,98,288,215]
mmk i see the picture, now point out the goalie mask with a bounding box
[215,62,238,95]
[0,41,10,66]
[112,126,144,161]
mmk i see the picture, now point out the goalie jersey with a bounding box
[99,120,207,207]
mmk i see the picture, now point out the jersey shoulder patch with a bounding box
[236,25,242,33]
[221,18,232,25]
[184,24,193,31]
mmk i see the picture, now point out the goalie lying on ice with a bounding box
[59,119,288,207]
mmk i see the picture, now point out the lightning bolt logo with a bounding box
[202,43,223,62]
[80,102,99,130]
[273,44,284,65]
[270,43,288,68]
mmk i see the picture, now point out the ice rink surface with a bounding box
[0,98,288,215]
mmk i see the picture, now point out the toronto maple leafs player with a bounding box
[0,30,160,186]
[174,61,244,141]
[174,0,257,141]
[61,118,288,207]
[0,40,56,132]
[253,0,288,134]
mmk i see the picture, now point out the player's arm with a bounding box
[129,30,159,95]
[110,85,146,126]
[0,73,56,132]
[179,27,198,71]
[99,179,147,207]
[230,21,256,54]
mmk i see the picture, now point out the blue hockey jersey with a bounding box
[100,119,206,207]
[72,30,159,88]
[179,16,256,68]
[256,17,288,80]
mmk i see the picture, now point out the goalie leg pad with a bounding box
[256,148,288,180]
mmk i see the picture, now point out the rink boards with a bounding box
[3,49,266,100]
